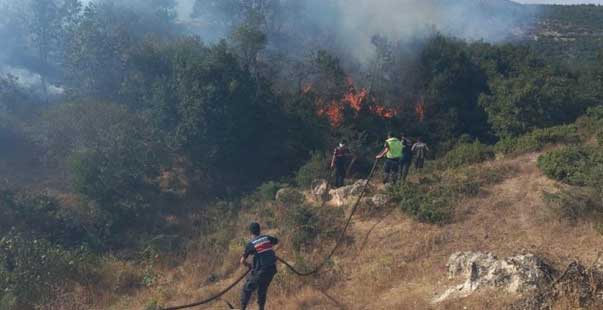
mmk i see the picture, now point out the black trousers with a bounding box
[400,160,411,182]
[415,157,425,169]
[334,160,347,188]
[384,158,400,184]
[241,266,277,310]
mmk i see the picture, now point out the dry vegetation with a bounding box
[67,151,596,310]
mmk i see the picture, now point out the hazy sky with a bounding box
[513,0,603,3]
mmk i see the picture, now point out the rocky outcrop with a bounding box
[433,252,554,303]
[508,257,603,310]
[369,194,389,207]
[311,179,329,201]
[329,179,368,206]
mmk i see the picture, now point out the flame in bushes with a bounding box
[314,80,397,127]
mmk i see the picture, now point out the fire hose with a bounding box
[160,159,380,310]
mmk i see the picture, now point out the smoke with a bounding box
[0,0,538,96]
[287,0,535,62]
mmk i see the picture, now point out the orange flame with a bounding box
[314,79,397,127]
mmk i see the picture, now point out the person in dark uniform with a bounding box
[400,134,413,182]
[412,137,430,170]
[240,222,278,310]
[330,140,351,188]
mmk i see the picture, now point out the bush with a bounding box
[295,152,329,188]
[394,183,451,224]
[440,141,494,169]
[0,191,94,248]
[255,181,284,201]
[495,124,580,156]
[543,188,603,223]
[0,230,86,308]
[537,146,603,186]
[282,204,343,252]
[587,105,603,120]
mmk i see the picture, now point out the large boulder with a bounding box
[311,179,330,201]
[370,194,390,207]
[329,179,368,206]
[275,187,305,205]
[433,252,554,303]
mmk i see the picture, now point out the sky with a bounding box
[513,0,603,3]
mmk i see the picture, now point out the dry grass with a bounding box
[104,152,602,310]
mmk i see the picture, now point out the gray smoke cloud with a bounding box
[0,0,538,95]
[181,0,536,62]
[290,0,534,61]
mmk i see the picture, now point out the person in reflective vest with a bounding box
[376,132,402,184]
[240,222,278,310]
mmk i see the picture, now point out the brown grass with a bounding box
[101,152,602,310]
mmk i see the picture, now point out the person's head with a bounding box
[339,140,347,148]
[387,131,393,138]
[400,133,405,139]
[417,137,422,142]
[249,222,261,236]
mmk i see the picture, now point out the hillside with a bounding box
[115,136,603,310]
[2,1,603,310]
[527,5,603,66]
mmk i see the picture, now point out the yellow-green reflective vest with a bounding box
[385,138,402,159]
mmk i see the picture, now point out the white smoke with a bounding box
[1,66,64,95]
[311,0,533,61]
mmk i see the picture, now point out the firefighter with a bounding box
[330,140,352,188]
[412,137,430,170]
[240,223,278,310]
[400,134,413,182]
[376,132,403,184]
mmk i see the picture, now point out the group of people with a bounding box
[330,132,429,187]
[237,134,430,310]
[376,132,429,184]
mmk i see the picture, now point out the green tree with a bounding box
[480,68,578,138]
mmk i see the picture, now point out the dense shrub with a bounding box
[282,204,343,252]
[537,146,603,186]
[254,181,284,201]
[0,230,87,309]
[393,183,451,224]
[543,188,603,223]
[440,141,494,169]
[0,191,91,247]
[586,105,603,120]
[494,124,581,156]
[295,152,329,188]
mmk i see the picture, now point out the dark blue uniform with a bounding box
[241,235,278,310]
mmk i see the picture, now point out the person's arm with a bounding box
[240,243,254,269]
[268,236,279,250]
[411,144,417,152]
[376,144,388,159]
[268,236,279,245]
[330,149,336,169]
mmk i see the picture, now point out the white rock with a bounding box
[329,179,368,206]
[311,179,329,200]
[433,251,553,303]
